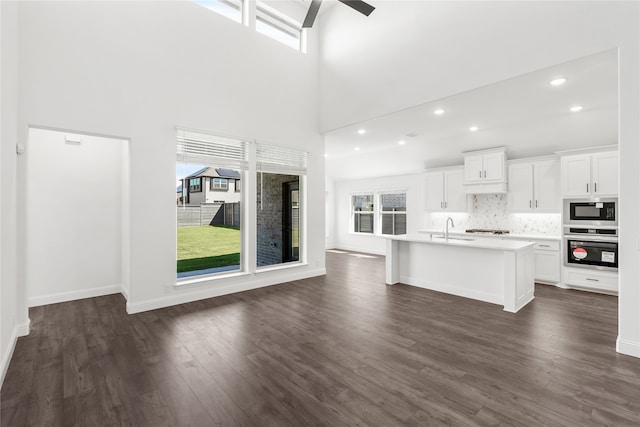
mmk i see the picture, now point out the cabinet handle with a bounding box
[585,278,600,282]
[594,183,597,193]
[529,200,532,208]
[538,244,550,248]
[445,201,447,208]
[484,170,487,178]
[479,171,482,178]
[587,183,589,193]
[536,200,538,208]
[441,201,443,208]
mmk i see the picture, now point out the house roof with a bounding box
[215,168,241,179]
[184,167,241,180]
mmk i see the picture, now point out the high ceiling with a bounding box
[324,49,618,181]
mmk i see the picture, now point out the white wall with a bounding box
[25,128,127,306]
[0,0,28,387]
[332,173,423,255]
[320,1,640,357]
[14,1,324,314]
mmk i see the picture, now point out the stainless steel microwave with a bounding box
[563,198,617,227]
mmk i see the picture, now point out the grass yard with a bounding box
[177,225,240,273]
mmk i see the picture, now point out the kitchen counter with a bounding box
[386,234,535,251]
[418,229,561,241]
[384,234,535,313]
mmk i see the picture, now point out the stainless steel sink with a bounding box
[432,235,475,241]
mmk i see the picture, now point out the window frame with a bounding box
[211,177,229,191]
[351,194,376,234]
[379,192,407,236]
[255,1,304,52]
[192,0,244,24]
[189,177,202,193]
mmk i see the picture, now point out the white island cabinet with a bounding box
[385,235,535,313]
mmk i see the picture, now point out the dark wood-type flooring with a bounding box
[2,250,640,426]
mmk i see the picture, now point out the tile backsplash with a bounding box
[425,194,561,236]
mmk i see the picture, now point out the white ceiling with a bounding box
[324,49,618,181]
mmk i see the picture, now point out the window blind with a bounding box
[176,128,248,170]
[256,143,308,175]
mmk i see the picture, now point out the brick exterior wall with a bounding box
[257,173,298,267]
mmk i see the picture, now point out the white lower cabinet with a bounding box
[563,267,618,294]
[531,240,560,283]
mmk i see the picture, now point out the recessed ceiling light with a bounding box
[469,126,479,132]
[433,109,445,116]
[354,146,360,151]
[570,105,583,112]
[398,140,406,145]
[550,77,567,86]
[357,129,366,135]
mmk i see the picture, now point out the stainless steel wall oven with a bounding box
[563,227,618,271]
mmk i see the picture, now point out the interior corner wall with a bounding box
[320,1,640,357]
[16,1,324,314]
[1,0,26,387]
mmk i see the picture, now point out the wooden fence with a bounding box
[177,203,240,227]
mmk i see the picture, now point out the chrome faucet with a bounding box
[445,217,455,240]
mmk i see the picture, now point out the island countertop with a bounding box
[384,234,536,312]
[384,233,535,252]
[418,229,561,241]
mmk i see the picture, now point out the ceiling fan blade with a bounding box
[337,0,375,17]
[302,0,323,28]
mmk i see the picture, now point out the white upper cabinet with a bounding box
[425,172,445,211]
[463,147,507,193]
[483,152,506,181]
[534,160,561,212]
[561,151,618,198]
[444,169,468,211]
[463,155,485,183]
[507,163,534,211]
[591,152,618,197]
[507,159,560,213]
[425,167,469,211]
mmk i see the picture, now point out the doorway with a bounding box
[283,180,300,262]
[24,127,130,306]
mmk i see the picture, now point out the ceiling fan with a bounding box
[302,0,375,28]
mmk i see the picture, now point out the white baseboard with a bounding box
[399,275,503,307]
[127,267,326,314]
[1,319,30,388]
[330,244,385,256]
[28,284,122,307]
[120,285,130,301]
[617,337,640,358]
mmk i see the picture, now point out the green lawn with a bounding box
[177,226,240,273]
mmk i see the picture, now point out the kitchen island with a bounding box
[385,234,535,312]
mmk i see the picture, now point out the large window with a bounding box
[256,2,303,51]
[380,193,407,235]
[192,0,243,24]
[256,143,307,267]
[176,129,247,279]
[352,195,375,234]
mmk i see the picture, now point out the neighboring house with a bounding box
[176,184,183,205]
[180,167,241,205]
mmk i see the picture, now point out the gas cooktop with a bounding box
[465,229,511,235]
